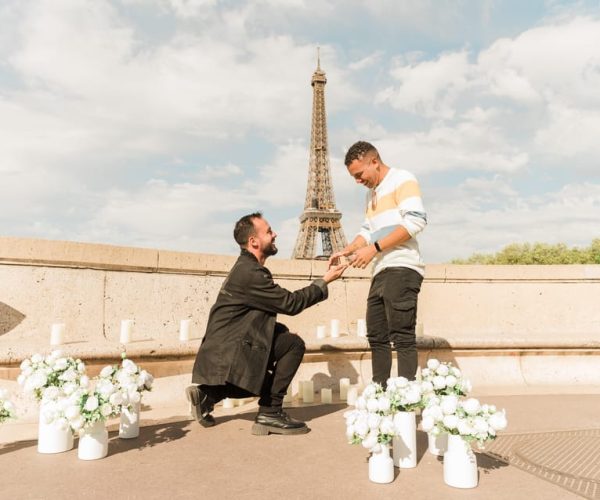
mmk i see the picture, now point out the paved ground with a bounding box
[1,389,599,500]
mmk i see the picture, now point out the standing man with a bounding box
[187,212,346,435]
[330,141,427,385]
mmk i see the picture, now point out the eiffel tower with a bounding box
[292,51,347,259]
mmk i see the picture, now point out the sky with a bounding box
[1,0,599,263]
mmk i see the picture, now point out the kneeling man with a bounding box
[187,212,346,435]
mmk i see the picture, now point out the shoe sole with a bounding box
[251,423,309,436]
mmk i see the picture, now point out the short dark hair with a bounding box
[233,212,262,247]
[344,141,378,166]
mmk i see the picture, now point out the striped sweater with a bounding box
[357,168,427,277]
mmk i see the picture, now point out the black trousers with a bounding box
[200,328,305,412]
[366,267,423,384]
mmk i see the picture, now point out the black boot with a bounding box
[185,385,216,428]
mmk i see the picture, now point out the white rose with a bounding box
[98,381,115,397]
[445,375,457,388]
[355,396,367,411]
[62,382,76,396]
[109,392,124,406]
[42,386,60,401]
[362,384,378,398]
[361,431,378,450]
[460,379,472,394]
[440,395,458,415]
[20,359,32,370]
[84,396,99,411]
[457,419,473,436]
[421,415,435,432]
[426,359,440,370]
[462,398,481,416]
[346,425,355,439]
[420,368,431,378]
[377,397,391,413]
[59,369,77,382]
[100,366,114,378]
[404,388,422,405]
[367,413,382,430]
[443,414,459,430]
[77,362,86,373]
[101,403,113,417]
[366,398,379,413]
[128,391,141,404]
[432,376,447,390]
[394,377,408,388]
[30,372,48,390]
[436,364,449,376]
[421,381,434,394]
[488,411,507,431]
[48,350,62,361]
[122,359,138,375]
[140,371,153,389]
[53,358,68,371]
[79,375,90,388]
[451,367,462,378]
[474,416,489,434]
[380,416,394,435]
[354,419,369,438]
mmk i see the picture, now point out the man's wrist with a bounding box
[374,240,382,252]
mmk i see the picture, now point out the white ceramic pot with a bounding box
[428,430,448,456]
[368,443,395,484]
[392,411,417,468]
[78,420,108,460]
[37,403,74,454]
[119,400,141,439]
[443,434,478,488]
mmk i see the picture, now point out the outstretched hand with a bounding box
[322,263,348,283]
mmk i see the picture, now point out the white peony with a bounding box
[53,358,68,371]
[59,369,77,382]
[426,359,440,370]
[380,416,394,435]
[84,396,99,411]
[462,398,481,416]
[457,419,473,436]
[445,375,457,388]
[432,376,446,390]
[362,384,378,398]
[19,359,31,370]
[443,415,459,430]
[377,397,391,412]
[451,367,462,378]
[42,386,60,401]
[474,416,489,434]
[109,392,124,406]
[101,403,113,417]
[361,431,378,450]
[79,376,90,388]
[366,398,379,413]
[355,396,367,410]
[367,413,382,430]
[440,395,458,415]
[100,365,114,378]
[421,415,435,432]
[421,381,434,394]
[354,419,369,438]
[436,364,449,376]
[122,359,138,375]
[488,411,507,431]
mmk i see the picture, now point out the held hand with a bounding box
[328,250,349,267]
[350,245,377,269]
[323,264,348,283]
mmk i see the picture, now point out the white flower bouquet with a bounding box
[420,359,472,399]
[0,388,16,424]
[65,381,123,432]
[422,396,507,448]
[344,382,396,453]
[97,354,154,411]
[18,350,88,402]
[385,376,425,412]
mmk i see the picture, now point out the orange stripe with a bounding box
[366,181,421,217]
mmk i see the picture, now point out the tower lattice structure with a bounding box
[292,54,347,259]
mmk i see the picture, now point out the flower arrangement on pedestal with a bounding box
[420,359,472,399]
[422,396,507,448]
[0,388,16,424]
[18,350,88,402]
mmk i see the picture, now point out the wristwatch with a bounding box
[374,241,382,252]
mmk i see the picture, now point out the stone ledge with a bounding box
[1,335,599,366]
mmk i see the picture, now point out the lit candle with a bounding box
[50,323,65,346]
[302,380,314,403]
[120,319,133,344]
[321,388,332,404]
[222,398,234,409]
[179,319,191,342]
[357,318,367,337]
[316,325,326,339]
[347,387,358,406]
[339,378,350,400]
[330,319,340,338]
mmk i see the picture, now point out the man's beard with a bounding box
[264,242,278,256]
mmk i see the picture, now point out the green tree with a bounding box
[452,239,600,264]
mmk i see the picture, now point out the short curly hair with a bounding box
[344,141,378,166]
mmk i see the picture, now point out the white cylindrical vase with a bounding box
[119,400,141,439]
[368,443,395,484]
[428,431,448,456]
[392,411,417,468]
[443,434,478,488]
[37,406,74,454]
[78,421,109,460]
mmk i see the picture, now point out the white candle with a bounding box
[120,319,133,344]
[347,387,358,406]
[302,380,314,403]
[222,398,234,409]
[330,319,340,338]
[321,388,332,404]
[339,378,350,400]
[357,318,367,337]
[283,385,293,403]
[316,325,326,339]
[297,381,305,401]
[179,319,191,342]
[50,323,65,346]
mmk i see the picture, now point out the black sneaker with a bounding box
[251,410,309,436]
[185,385,216,428]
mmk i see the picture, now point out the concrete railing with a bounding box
[1,237,600,387]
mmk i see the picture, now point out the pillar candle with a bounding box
[283,385,293,403]
[179,319,191,342]
[339,377,350,400]
[302,380,314,403]
[347,387,359,406]
[50,323,65,346]
[222,398,234,409]
[316,325,326,339]
[356,318,367,337]
[120,319,133,344]
[330,319,340,338]
[321,388,332,404]
[297,381,305,401]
